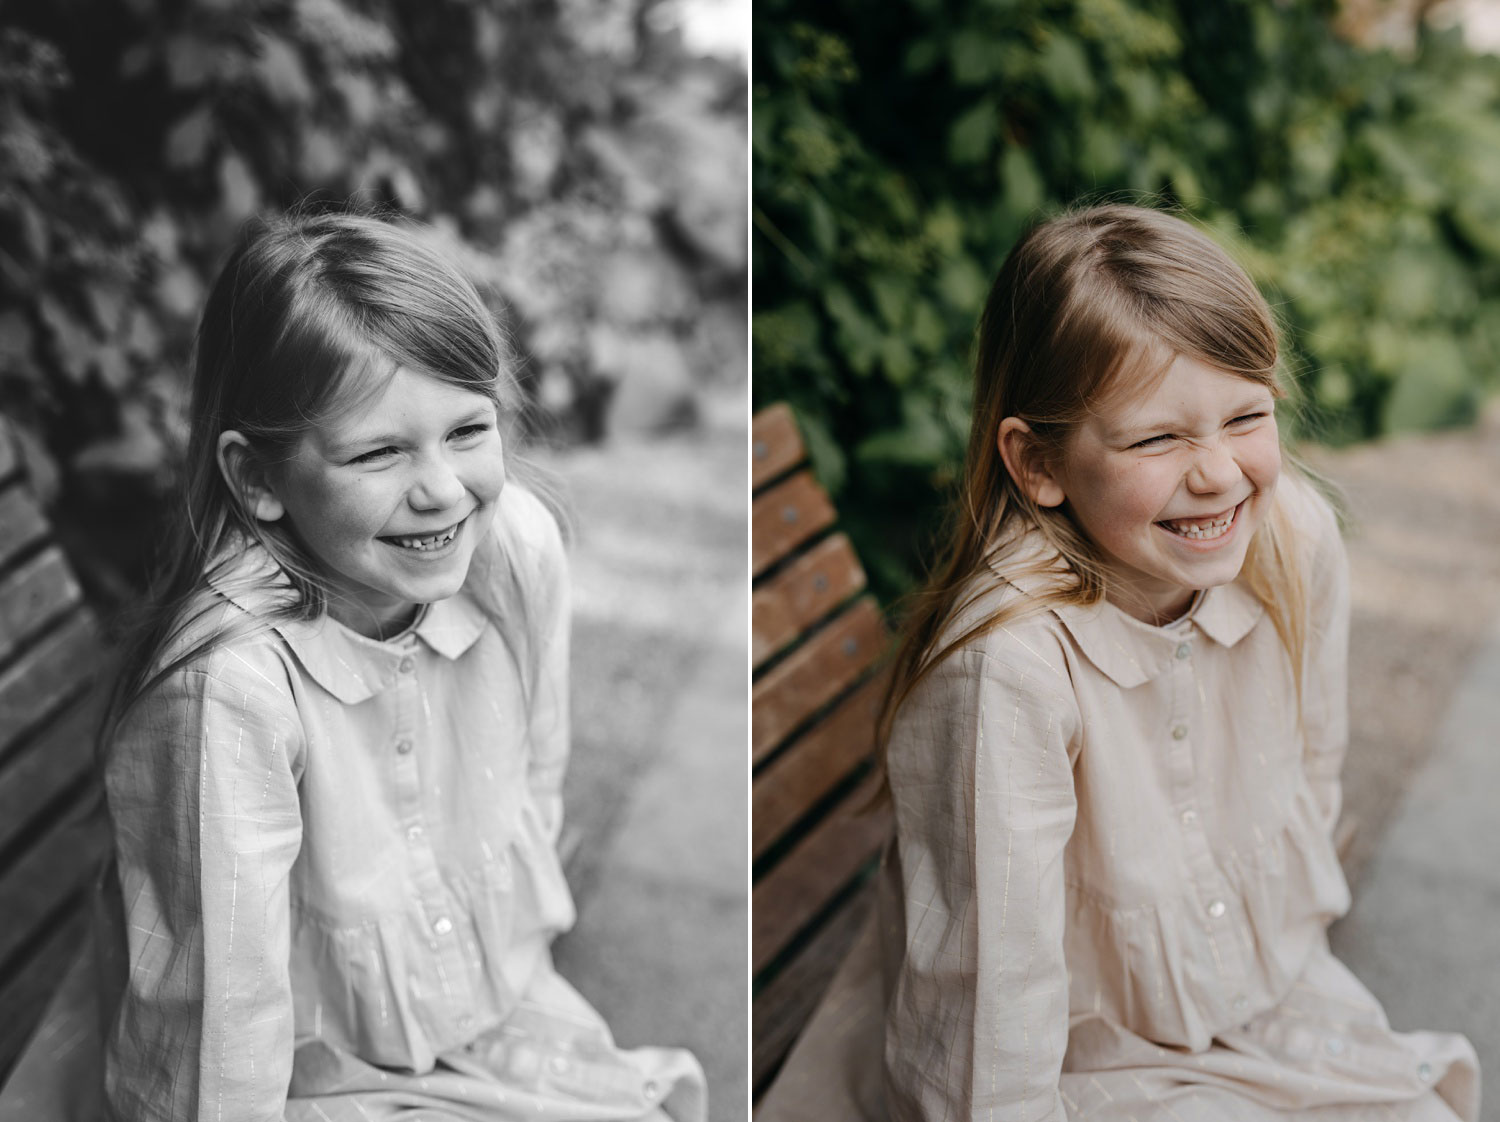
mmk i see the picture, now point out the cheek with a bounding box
[308,476,398,539]
[1241,430,1283,490]
[1103,461,1175,523]
[470,452,508,503]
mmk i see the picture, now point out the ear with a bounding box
[997,417,1066,508]
[217,430,286,523]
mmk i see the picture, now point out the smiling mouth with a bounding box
[381,518,464,552]
[1156,501,1243,542]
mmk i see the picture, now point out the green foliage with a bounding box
[753,1,1500,600]
[0,0,744,603]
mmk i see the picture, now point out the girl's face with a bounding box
[1048,354,1281,624]
[270,365,506,638]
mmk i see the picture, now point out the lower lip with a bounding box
[381,516,467,560]
[1155,500,1246,551]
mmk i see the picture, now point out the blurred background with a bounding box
[753,0,1500,1103]
[0,0,747,1116]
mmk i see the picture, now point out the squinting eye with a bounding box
[351,446,397,465]
[1132,434,1173,449]
[451,423,491,440]
[1230,412,1269,425]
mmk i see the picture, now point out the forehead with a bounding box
[1091,353,1273,428]
[311,365,496,444]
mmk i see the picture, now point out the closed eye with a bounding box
[350,445,398,465]
[1131,433,1174,449]
[1229,411,1269,426]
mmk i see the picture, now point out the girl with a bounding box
[97,211,706,1121]
[760,204,1479,1120]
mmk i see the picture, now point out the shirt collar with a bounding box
[206,538,489,704]
[989,529,1264,689]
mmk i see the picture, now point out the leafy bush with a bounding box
[0,0,745,608]
[753,0,1500,599]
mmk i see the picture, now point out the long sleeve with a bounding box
[103,642,305,1122]
[1295,485,1351,834]
[883,628,1081,1122]
[497,483,571,847]
[527,524,571,847]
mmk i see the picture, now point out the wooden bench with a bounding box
[0,421,111,1091]
[750,403,893,1099]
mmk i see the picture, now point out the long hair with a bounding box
[880,203,1312,754]
[100,210,557,753]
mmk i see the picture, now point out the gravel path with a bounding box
[1306,403,1500,884]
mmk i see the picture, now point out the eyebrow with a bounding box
[327,407,496,457]
[1114,396,1273,441]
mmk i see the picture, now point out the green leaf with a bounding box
[937,255,989,313]
[999,146,1046,218]
[950,32,1003,86]
[806,191,837,257]
[948,98,998,165]
[904,37,942,75]
[793,406,847,494]
[855,399,948,467]
[1037,33,1095,104]
[823,285,882,375]
[869,273,912,329]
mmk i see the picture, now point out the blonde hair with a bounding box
[101,210,559,753]
[880,203,1311,752]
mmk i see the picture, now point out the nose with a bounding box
[407,453,466,511]
[1186,438,1242,494]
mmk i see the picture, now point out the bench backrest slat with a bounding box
[752,596,883,763]
[0,423,106,1087]
[751,771,888,976]
[752,533,866,664]
[751,881,875,1089]
[749,402,803,490]
[0,548,85,665]
[752,671,885,860]
[0,612,97,750]
[751,472,836,577]
[0,702,98,861]
[0,805,108,977]
[0,489,49,574]
[751,404,893,1099]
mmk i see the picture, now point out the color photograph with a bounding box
[753,0,1500,1118]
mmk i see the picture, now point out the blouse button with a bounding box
[399,656,416,674]
[549,1055,569,1075]
[644,1080,660,1100]
[1180,808,1197,826]
[1418,1062,1434,1082]
[1325,1036,1347,1057]
[1176,642,1191,659]
[1206,899,1227,919]
[396,738,413,755]
[1172,725,1188,741]
[432,916,453,936]
[407,824,424,842]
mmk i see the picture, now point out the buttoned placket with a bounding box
[389,640,474,1042]
[1165,630,1252,1022]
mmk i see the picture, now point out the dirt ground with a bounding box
[1305,402,1500,884]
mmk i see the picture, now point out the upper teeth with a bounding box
[1164,512,1234,540]
[391,525,458,550]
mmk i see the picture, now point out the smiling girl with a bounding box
[97,212,705,1121]
[760,204,1479,1121]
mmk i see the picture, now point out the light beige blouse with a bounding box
[762,478,1478,1122]
[102,485,704,1122]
